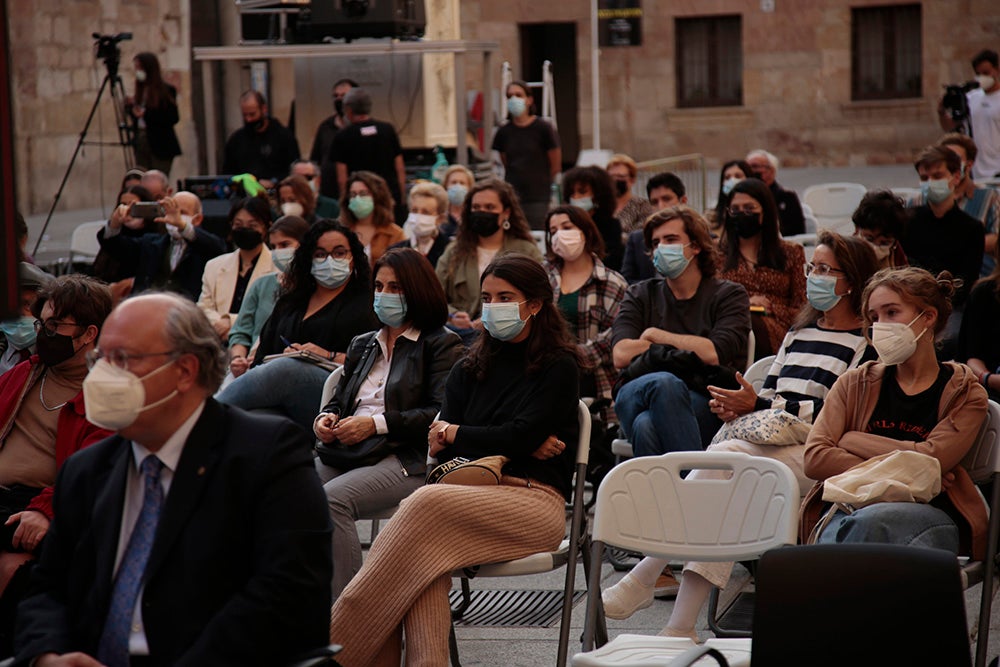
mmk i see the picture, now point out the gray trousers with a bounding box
[315,454,424,600]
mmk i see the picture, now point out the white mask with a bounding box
[976,74,996,91]
[135,69,147,83]
[83,358,177,430]
[551,228,586,262]
[870,312,927,366]
[405,212,438,239]
[271,246,295,273]
[281,202,305,218]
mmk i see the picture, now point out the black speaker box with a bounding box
[303,0,426,42]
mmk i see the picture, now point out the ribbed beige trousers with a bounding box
[329,477,566,666]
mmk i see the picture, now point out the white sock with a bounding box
[630,556,669,587]
[666,570,713,633]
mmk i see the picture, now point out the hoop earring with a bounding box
[502,219,511,230]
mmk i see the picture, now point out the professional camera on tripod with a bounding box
[941,80,980,136]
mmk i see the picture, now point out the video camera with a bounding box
[942,80,979,125]
[92,32,132,75]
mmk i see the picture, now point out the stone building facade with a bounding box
[460,0,1000,168]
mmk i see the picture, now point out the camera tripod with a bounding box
[33,33,135,256]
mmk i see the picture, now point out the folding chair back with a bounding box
[318,367,344,410]
[802,182,866,235]
[742,355,774,394]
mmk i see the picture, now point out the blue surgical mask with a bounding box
[722,177,741,196]
[570,196,594,212]
[447,184,468,206]
[0,316,37,350]
[481,301,527,341]
[652,243,691,279]
[806,274,842,312]
[920,179,952,204]
[348,195,375,219]
[507,96,527,118]
[311,256,351,289]
[271,247,295,273]
[373,292,407,328]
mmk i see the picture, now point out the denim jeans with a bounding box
[215,356,331,430]
[615,371,720,456]
[817,502,960,554]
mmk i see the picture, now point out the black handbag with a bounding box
[612,346,740,399]
[315,435,392,470]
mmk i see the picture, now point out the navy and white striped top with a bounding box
[755,322,877,424]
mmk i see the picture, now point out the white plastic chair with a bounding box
[450,400,592,667]
[575,452,799,663]
[318,366,344,410]
[958,400,1000,667]
[890,187,921,204]
[68,221,105,269]
[742,355,775,394]
[802,183,867,236]
[531,229,548,257]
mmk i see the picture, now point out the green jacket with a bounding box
[434,236,542,319]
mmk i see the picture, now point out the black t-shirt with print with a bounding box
[866,364,950,442]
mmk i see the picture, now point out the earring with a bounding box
[502,219,511,230]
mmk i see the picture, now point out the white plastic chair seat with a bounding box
[611,438,633,458]
[469,538,570,577]
[68,221,105,265]
[743,355,774,394]
[572,635,751,667]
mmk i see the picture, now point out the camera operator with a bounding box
[939,49,1000,181]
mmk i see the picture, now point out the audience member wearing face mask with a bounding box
[607,153,654,234]
[852,189,909,271]
[226,215,311,381]
[388,182,452,269]
[277,174,318,223]
[339,171,406,268]
[491,81,562,230]
[709,160,754,239]
[197,197,275,343]
[717,178,807,358]
[442,164,474,240]
[802,267,988,561]
[542,205,628,426]
[561,165,624,272]
[216,220,378,430]
[0,263,53,377]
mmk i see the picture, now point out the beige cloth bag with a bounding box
[822,450,942,508]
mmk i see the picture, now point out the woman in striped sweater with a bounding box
[602,230,880,638]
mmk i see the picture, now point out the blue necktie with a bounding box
[97,455,165,667]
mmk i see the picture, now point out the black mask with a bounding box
[614,179,629,197]
[334,98,344,116]
[36,331,77,367]
[468,211,501,237]
[244,118,265,133]
[727,212,763,239]
[232,228,264,250]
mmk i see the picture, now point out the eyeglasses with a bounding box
[728,206,762,216]
[804,262,845,277]
[33,319,83,338]
[313,247,351,261]
[85,348,177,371]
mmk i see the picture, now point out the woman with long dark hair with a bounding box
[435,179,541,334]
[708,159,753,238]
[329,254,581,665]
[217,220,378,428]
[130,52,181,175]
[562,165,625,271]
[313,248,463,599]
[718,178,807,357]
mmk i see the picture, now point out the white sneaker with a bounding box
[602,573,654,620]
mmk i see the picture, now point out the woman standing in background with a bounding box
[130,52,181,175]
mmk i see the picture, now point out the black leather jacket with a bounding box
[319,326,463,475]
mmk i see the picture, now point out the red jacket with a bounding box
[0,356,112,519]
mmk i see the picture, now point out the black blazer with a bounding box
[621,229,656,284]
[97,226,227,301]
[321,326,463,474]
[15,399,332,666]
[141,85,182,160]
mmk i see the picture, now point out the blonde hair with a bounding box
[443,164,474,189]
[606,153,638,180]
[408,182,448,222]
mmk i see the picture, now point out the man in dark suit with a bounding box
[97,192,227,301]
[15,293,332,667]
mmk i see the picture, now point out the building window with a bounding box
[851,4,922,100]
[675,15,742,108]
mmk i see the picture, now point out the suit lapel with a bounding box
[144,400,224,579]
[91,437,132,595]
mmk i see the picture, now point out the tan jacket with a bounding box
[197,247,275,333]
[801,360,989,559]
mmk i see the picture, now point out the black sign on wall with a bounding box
[598,0,642,47]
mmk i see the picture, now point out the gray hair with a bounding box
[343,87,372,116]
[160,295,229,393]
[746,149,779,171]
[291,158,321,173]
